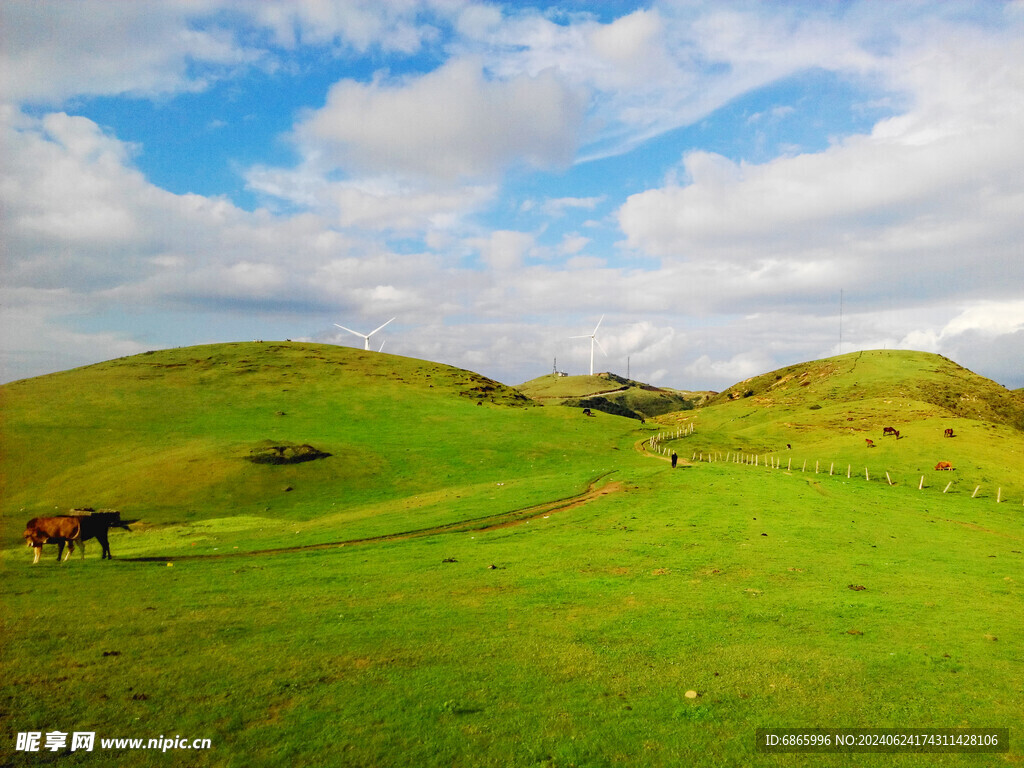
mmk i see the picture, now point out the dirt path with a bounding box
[125,472,622,562]
[634,436,692,466]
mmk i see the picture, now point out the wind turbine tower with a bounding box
[570,315,607,376]
[334,317,395,351]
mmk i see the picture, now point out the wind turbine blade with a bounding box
[569,334,590,339]
[593,314,604,334]
[594,337,608,356]
[367,317,396,337]
[333,323,365,338]
[378,340,386,352]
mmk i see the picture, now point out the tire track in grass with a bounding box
[124,471,620,562]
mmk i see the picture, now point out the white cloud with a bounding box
[295,58,588,181]
[560,233,590,256]
[470,230,536,271]
[0,0,261,103]
[685,352,773,384]
[249,0,443,53]
[538,195,605,217]
[0,0,470,105]
[246,165,497,233]
[0,109,453,334]
[616,22,1024,319]
[942,301,1024,338]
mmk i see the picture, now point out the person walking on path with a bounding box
[671,451,678,468]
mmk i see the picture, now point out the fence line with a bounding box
[653,439,1018,506]
[643,424,1018,505]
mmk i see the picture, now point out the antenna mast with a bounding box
[839,289,844,355]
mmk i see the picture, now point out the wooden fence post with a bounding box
[788,458,792,471]
[865,467,870,482]
[943,481,952,494]
[847,464,851,479]
[886,472,893,486]
[972,485,980,498]
[830,462,834,476]
[919,475,924,490]
[997,488,1002,503]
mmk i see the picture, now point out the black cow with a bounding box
[72,510,131,560]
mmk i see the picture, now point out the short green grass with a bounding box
[2,345,1021,767]
[2,461,1020,767]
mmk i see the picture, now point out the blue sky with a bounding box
[2,0,1023,389]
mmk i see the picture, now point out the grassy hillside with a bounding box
[2,346,1020,767]
[654,349,1024,504]
[711,349,1024,429]
[517,372,697,420]
[0,342,640,555]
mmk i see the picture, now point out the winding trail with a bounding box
[125,472,621,562]
[634,435,693,466]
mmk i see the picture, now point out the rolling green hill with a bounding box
[517,371,700,420]
[0,342,640,555]
[654,349,1024,504]
[710,349,1024,429]
[3,345,1021,767]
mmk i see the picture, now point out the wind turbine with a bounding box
[334,317,395,351]
[570,315,607,376]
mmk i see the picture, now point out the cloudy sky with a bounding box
[2,0,1023,390]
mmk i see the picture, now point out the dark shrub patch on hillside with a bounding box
[564,396,644,421]
[247,441,331,465]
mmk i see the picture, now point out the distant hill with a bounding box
[710,349,1024,431]
[516,371,700,420]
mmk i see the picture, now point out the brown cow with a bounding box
[944,428,955,438]
[882,427,900,438]
[934,461,954,471]
[865,438,875,447]
[23,517,81,564]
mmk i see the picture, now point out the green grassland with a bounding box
[664,350,1024,504]
[0,343,634,555]
[1,345,1021,767]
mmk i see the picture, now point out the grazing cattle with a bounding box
[74,511,131,560]
[22,510,130,564]
[865,438,874,447]
[23,517,81,564]
[883,427,899,437]
[934,461,954,471]
[582,408,594,417]
[944,428,955,438]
